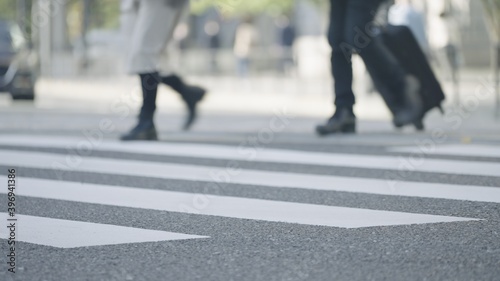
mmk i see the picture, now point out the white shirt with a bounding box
[388,4,429,53]
[233,23,257,58]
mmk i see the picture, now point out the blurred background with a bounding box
[0,0,495,74]
[0,0,499,125]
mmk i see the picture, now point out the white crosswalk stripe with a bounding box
[1,149,499,203]
[0,178,476,229]
[389,144,500,158]
[0,135,498,248]
[0,213,208,248]
[0,135,499,177]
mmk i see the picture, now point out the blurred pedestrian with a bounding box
[275,15,296,74]
[121,0,206,141]
[233,17,257,77]
[316,0,422,135]
[204,20,221,73]
[426,0,469,104]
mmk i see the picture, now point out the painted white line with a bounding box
[0,135,499,177]
[0,178,477,228]
[0,212,207,248]
[389,144,500,158]
[1,150,500,203]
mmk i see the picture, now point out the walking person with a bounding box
[316,0,423,135]
[121,0,206,141]
[275,15,296,75]
[426,0,469,105]
[233,17,257,78]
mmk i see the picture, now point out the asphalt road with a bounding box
[0,104,499,281]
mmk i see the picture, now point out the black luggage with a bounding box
[366,25,445,130]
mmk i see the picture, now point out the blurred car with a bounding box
[0,19,38,100]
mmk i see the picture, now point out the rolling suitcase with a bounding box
[366,25,445,130]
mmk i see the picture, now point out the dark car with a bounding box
[0,20,38,100]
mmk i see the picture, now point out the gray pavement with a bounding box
[0,84,500,281]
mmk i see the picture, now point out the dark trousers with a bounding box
[328,0,406,108]
[138,73,159,122]
[138,73,191,122]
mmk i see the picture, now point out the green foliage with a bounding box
[67,0,120,30]
[88,0,120,29]
[0,0,16,21]
[191,0,294,16]
[0,0,34,41]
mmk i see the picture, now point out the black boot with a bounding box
[121,73,160,141]
[316,107,356,136]
[161,75,206,130]
[120,119,158,141]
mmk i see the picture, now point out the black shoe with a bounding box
[161,75,206,131]
[413,118,425,131]
[181,86,206,131]
[393,75,423,128]
[120,120,158,141]
[316,108,356,136]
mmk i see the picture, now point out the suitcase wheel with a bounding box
[413,119,425,131]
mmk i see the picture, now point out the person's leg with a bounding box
[122,0,179,140]
[121,72,159,140]
[123,0,202,139]
[329,0,355,110]
[138,72,159,123]
[157,1,206,130]
[161,74,206,130]
[316,0,357,136]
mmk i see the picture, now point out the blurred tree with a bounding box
[0,0,34,44]
[87,0,120,29]
[67,0,119,30]
[0,0,17,20]
[0,0,328,42]
[192,0,289,16]
[191,0,325,17]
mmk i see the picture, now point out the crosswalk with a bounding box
[389,144,500,158]
[0,212,208,248]
[0,135,498,249]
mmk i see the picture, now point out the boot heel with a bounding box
[146,130,158,141]
[341,123,356,133]
[413,119,424,131]
[315,108,356,136]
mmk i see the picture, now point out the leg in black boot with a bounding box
[121,73,159,141]
[161,74,206,130]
